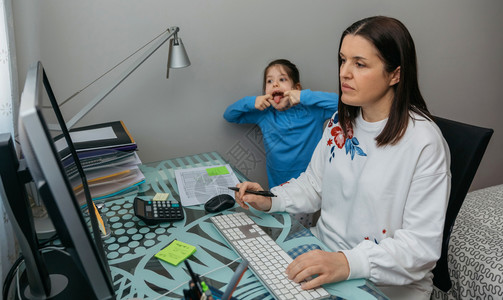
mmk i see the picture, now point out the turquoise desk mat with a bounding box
[100,152,388,299]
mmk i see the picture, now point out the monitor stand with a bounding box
[18,250,99,300]
[25,182,57,240]
[32,206,57,240]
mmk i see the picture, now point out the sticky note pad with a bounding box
[206,166,229,176]
[153,193,170,201]
[155,240,196,266]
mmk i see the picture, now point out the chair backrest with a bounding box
[432,116,493,292]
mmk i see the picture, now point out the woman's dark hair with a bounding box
[263,59,301,93]
[338,16,431,146]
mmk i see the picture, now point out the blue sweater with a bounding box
[223,90,338,187]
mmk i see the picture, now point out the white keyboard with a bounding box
[210,212,330,300]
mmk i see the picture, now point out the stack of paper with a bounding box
[56,120,145,206]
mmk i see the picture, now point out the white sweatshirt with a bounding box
[270,111,450,298]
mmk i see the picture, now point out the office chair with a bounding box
[432,116,493,292]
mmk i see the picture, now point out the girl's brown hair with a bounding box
[262,59,300,93]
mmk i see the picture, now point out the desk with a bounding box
[101,152,387,299]
[431,184,503,299]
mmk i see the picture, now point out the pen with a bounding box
[228,186,276,197]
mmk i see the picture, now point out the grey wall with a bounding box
[13,0,503,191]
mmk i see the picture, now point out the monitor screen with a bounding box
[18,61,114,299]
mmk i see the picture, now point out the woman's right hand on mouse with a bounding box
[234,182,272,211]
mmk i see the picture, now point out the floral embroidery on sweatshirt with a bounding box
[364,236,380,244]
[364,229,388,244]
[326,114,367,161]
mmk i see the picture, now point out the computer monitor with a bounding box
[15,61,114,299]
[0,133,52,299]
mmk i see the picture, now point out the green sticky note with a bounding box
[206,166,229,176]
[155,240,196,266]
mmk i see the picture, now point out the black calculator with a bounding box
[133,197,184,225]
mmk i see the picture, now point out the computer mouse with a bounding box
[204,194,236,213]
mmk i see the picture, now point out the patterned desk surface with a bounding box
[101,152,387,299]
[431,184,503,300]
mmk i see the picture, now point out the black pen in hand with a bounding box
[228,186,276,197]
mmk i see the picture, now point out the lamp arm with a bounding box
[65,27,179,129]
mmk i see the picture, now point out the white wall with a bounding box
[13,0,503,190]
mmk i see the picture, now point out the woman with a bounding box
[233,16,450,299]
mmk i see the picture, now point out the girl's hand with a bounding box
[284,90,301,106]
[255,95,273,110]
[271,90,301,111]
[233,182,272,211]
[285,250,350,290]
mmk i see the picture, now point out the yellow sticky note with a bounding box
[155,240,196,266]
[206,166,229,176]
[153,193,170,201]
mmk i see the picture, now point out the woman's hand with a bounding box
[285,250,350,290]
[233,182,272,211]
[255,95,273,110]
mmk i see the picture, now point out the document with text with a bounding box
[174,164,240,206]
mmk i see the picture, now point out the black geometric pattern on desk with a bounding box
[99,152,270,299]
[431,184,503,300]
[102,199,386,299]
[98,152,387,299]
[103,200,280,299]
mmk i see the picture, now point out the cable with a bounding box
[199,257,242,278]
[39,234,59,247]
[40,246,70,257]
[151,257,242,300]
[16,264,21,300]
[2,255,24,300]
[2,246,70,300]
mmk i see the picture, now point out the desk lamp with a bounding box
[38,26,189,239]
[49,26,190,130]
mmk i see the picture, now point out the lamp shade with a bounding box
[168,38,190,69]
[58,26,191,129]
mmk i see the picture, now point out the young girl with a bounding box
[223,59,338,189]
[233,17,450,300]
